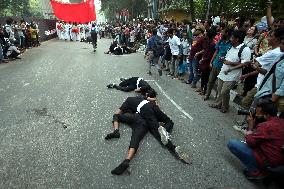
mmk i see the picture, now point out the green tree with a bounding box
[0,0,43,18]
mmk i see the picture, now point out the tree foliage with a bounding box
[101,0,147,20]
[0,0,43,18]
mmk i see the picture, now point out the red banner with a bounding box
[50,0,96,23]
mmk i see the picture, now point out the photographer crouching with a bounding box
[227,101,284,180]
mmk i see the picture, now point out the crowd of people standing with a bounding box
[0,18,40,64]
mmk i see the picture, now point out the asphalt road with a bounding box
[0,38,270,189]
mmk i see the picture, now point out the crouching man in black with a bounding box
[107,77,152,96]
[105,90,191,175]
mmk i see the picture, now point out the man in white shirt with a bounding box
[167,28,181,78]
[210,29,251,113]
[240,29,284,108]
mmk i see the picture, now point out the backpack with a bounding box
[152,35,164,57]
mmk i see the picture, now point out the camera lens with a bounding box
[237,109,250,115]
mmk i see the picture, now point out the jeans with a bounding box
[170,55,179,76]
[148,54,161,73]
[227,139,260,172]
[187,58,199,84]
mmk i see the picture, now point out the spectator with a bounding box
[209,29,251,113]
[25,25,32,48]
[6,41,21,60]
[233,28,284,134]
[146,28,164,76]
[186,25,206,87]
[204,27,232,100]
[167,28,181,78]
[4,19,16,43]
[179,31,191,78]
[228,101,284,180]
[197,29,217,95]
[254,28,284,113]
[241,26,259,97]
[0,25,8,63]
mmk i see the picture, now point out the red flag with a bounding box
[50,0,96,23]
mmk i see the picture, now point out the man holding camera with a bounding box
[228,101,284,180]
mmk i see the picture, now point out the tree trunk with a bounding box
[189,0,195,21]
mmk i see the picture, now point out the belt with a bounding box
[136,100,149,113]
[136,78,143,89]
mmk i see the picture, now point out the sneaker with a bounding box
[233,125,248,135]
[147,71,152,75]
[244,170,269,180]
[158,126,170,145]
[175,146,192,164]
[120,78,126,81]
[158,69,162,76]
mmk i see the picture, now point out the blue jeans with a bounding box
[187,58,199,84]
[227,139,260,172]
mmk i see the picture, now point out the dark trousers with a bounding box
[20,36,25,49]
[8,51,20,59]
[140,104,176,153]
[117,113,148,150]
[200,68,211,93]
[242,66,257,96]
[140,103,174,140]
[115,78,137,92]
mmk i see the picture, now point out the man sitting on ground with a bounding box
[228,101,284,180]
[6,41,21,60]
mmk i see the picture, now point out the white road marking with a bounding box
[151,81,193,121]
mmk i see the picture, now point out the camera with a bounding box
[237,107,256,116]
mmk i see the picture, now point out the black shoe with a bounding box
[158,69,162,76]
[105,130,120,140]
[120,78,126,82]
[111,159,130,175]
[147,71,152,75]
[107,83,115,88]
